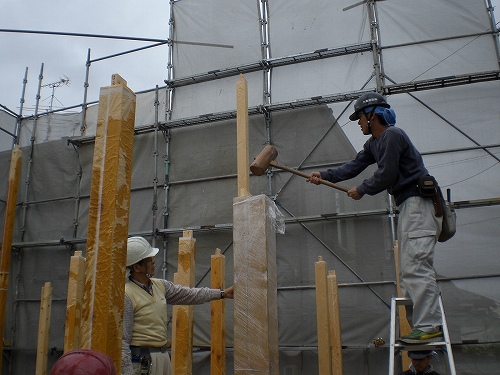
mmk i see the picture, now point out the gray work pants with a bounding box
[398,196,443,333]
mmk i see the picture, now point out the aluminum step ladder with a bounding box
[389,296,456,375]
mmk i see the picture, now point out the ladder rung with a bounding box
[393,342,447,350]
[393,297,412,306]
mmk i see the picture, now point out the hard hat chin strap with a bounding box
[366,106,377,134]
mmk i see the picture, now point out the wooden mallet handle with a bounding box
[269,161,349,193]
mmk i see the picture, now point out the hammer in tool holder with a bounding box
[250,145,349,193]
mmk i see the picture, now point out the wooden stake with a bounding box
[171,230,196,375]
[35,282,52,375]
[211,248,226,375]
[394,240,411,371]
[0,145,22,370]
[80,75,136,373]
[64,251,86,353]
[236,74,251,197]
[315,256,332,375]
[327,270,343,375]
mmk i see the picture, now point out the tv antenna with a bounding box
[42,76,70,111]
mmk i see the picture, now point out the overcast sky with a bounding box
[1,0,499,116]
[1,0,171,115]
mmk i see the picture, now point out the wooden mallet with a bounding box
[250,145,349,193]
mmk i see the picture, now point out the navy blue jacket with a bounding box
[320,126,427,204]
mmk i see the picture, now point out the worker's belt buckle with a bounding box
[131,344,169,357]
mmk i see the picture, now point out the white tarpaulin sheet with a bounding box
[0,0,499,374]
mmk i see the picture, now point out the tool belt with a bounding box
[414,175,456,242]
[393,183,420,206]
[130,345,169,361]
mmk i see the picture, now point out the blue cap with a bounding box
[364,106,396,126]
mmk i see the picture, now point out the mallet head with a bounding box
[250,145,278,176]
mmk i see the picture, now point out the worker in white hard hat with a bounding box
[121,236,233,375]
[400,350,440,375]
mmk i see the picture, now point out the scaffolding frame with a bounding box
[1,1,500,373]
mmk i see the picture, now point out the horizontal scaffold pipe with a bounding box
[4,340,500,355]
[165,42,372,88]
[381,31,498,51]
[384,70,500,95]
[8,196,500,249]
[68,70,499,145]
[9,191,499,248]
[277,273,500,292]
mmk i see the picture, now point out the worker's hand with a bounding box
[307,172,322,185]
[347,186,362,200]
[224,286,234,299]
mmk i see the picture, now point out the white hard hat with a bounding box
[126,237,159,267]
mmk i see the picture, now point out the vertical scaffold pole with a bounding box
[81,48,91,134]
[20,63,44,242]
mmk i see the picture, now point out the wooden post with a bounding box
[394,240,411,371]
[35,282,52,375]
[315,256,332,375]
[233,194,279,375]
[0,145,22,370]
[64,251,86,353]
[171,230,196,375]
[236,74,251,197]
[327,270,343,375]
[80,74,136,373]
[211,248,226,375]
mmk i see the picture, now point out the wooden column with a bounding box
[236,74,250,197]
[64,251,86,353]
[80,74,136,373]
[0,145,22,370]
[35,282,52,375]
[233,194,279,375]
[327,270,343,375]
[315,256,332,375]
[211,248,226,375]
[171,230,196,375]
[394,240,411,371]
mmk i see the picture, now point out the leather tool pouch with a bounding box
[418,175,444,217]
[418,175,438,198]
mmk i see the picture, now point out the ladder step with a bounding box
[393,342,447,350]
[393,297,412,306]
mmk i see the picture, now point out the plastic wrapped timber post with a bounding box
[81,74,136,373]
[233,194,279,374]
[0,144,22,370]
